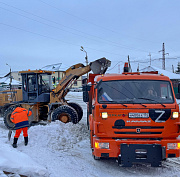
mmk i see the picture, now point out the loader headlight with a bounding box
[167,143,180,149]
[172,112,179,119]
[101,112,108,119]
[95,142,109,149]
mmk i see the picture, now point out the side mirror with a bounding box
[83,84,91,92]
[83,85,91,102]
[178,83,180,93]
[176,93,180,99]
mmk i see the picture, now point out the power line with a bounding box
[0,2,158,54]
[107,61,124,71]
[37,0,164,45]
[0,22,129,57]
[109,56,179,71]
[0,6,114,44]
[159,43,169,70]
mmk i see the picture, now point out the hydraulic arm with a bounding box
[53,57,111,102]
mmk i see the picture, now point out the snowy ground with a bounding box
[1,92,180,177]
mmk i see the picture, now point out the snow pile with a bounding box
[28,121,89,151]
[0,138,48,177]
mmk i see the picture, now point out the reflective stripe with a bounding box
[12,112,18,115]
[13,121,29,130]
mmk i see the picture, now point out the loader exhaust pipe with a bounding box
[90,57,111,74]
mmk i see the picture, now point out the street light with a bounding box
[80,46,89,81]
[80,46,88,66]
[6,63,12,91]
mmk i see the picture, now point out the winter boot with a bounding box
[24,136,28,146]
[12,138,18,148]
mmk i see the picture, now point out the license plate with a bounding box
[129,113,149,118]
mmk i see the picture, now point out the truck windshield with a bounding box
[98,80,174,104]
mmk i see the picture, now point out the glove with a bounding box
[28,108,32,112]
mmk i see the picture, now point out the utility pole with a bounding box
[80,46,89,81]
[137,63,139,72]
[128,55,132,72]
[6,63,12,90]
[172,65,174,73]
[148,53,151,66]
[159,43,169,70]
[6,63,12,100]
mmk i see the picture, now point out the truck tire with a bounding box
[3,105,18,129]
[52,105,78,124]
[68,102,83,123]
[94,155,100,160]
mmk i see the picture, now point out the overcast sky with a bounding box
[0,0,180,76]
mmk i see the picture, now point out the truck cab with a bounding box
[84,72,180,167]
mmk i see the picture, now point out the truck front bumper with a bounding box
[93,137,180,161]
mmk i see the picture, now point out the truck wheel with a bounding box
[68,102,83,123]
[94,155,100,160]
[3,105,18,129]
[52,105,78,124]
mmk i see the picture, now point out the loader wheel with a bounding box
[52,105,78,124]
[3,105,18,129]
[68,102,83,123]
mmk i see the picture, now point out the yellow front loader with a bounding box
[1,58,111,129]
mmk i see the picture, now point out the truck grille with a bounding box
[113,126,164,135]
[112,126,164,129]
[114,132,162,134]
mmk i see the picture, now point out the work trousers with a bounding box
[14,127,28,138]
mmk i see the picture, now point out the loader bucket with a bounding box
[90,57,111,74]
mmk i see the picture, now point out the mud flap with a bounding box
[120,144,163,167]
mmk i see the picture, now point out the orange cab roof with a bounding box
[95,73,170,82]
[19,70,53,74]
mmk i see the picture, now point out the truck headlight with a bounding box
[102,112,108,119]
[172,112,179,119]
[95,142,109,149]
[167,143,180,149]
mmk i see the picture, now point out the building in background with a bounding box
[1,62,84,90]
[0,71,22,91]
[42,63,83,88]
[140,66,180,96]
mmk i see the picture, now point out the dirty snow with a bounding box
[0,92,180,176]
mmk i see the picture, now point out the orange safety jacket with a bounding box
[11,107,32,130]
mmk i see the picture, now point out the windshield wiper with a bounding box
[100,100,128,107]
[137,97,166,107]
[100,100,118,103]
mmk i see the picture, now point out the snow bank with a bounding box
[0,138,48,177]
[28,121,89,151]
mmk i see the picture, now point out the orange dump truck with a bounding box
[83,66,180,167]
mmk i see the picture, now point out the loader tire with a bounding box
[68,102,83,123]
[3,105,18,129]
[52,105,78,124]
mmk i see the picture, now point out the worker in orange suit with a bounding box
[10,107,32,148]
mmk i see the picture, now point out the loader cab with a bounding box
[20,70,53,103]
